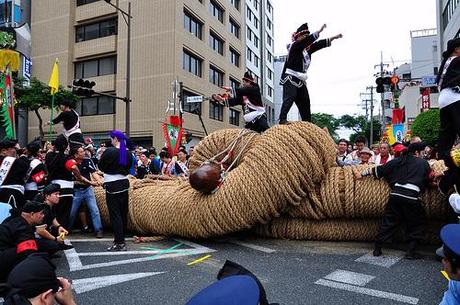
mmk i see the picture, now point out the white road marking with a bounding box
[64,239,216,271]
[72,272,165,294]
[229,240,276,253]
[355,252,403,268]
[69,237,134,242]
[315,279,419,304]
[324,270,375,287]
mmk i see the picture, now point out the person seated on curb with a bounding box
[0,201,46,283]
[34,184,73,254]
[437,224,460,305]
[2,253,76,305]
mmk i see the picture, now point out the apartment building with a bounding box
[30,0,246,147]
[244,0,275,125]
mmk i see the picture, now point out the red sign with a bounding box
[421,88,430,110]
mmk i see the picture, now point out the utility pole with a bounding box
[367,86,374,145]
[374,51,389,131]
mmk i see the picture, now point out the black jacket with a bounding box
[281,34,331,78]
[0,216,37,260]
[440,56,460,90]
[98,147,132,176]
[228,84,263,108]
[0,156,30,186]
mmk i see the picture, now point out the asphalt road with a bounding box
[44,233,448,305]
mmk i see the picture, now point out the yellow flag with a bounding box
[48,59,59,95]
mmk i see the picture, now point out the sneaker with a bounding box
[279,120,289,125]
[107,243,127,252]
[373,246,382,257]
[81,226,92,234]
[95,231,104,239]
[59,244,74,251]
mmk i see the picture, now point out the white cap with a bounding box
[449,193,460,214]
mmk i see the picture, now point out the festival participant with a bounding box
[214,72,269,133]
[175,149,189,177]
[98,130,133,251]
[354,142,431,259]
[24,139,47,201]
[437,224,460,305]
[48,99,84,149]
[0,139,30,216]
[278,23,342,123]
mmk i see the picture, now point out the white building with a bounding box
[437,0,460,51]
[394,29,439,130]
[244,0,276,124]
[273,56,300,121]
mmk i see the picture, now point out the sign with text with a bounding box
[421,75,437,87]
[186,96,203,103]
[421,87,430,110]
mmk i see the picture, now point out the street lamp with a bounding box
[104,0,133,136]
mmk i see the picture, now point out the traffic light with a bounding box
[375,77,384,93]
[72,79,96,97]
[390,75,399,91]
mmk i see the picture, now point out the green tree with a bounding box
[311,112,341,139]
[411,109,440,146]
[14,77,78,140]
[339,114,382,145]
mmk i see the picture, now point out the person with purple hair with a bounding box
[98,130,133,251]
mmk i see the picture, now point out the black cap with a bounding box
[296,22,309,34]
[5,253,60,300]
[0,139,18,150]
[22,201,46,213]
[42,184,60,196]
[447,38,460,53]
[408,141,427,153]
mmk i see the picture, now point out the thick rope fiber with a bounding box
[254,218,443,243]
[94,122,448,240]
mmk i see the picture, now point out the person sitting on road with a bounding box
[437,224,460,305]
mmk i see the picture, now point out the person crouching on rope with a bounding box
[278,23,342,124]
[435,38,460,194]
[213,72,269,133]
[47,98,85,149]
[98,130,133,251]
[354,142,432,260]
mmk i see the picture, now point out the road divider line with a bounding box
[229,240,276,253]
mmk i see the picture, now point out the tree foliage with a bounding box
[14,77,78,140]
[311,112,341,140]
[411,109,440,147]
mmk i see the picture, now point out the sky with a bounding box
[272,0,437,121]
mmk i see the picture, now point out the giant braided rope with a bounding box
[94,122,449,241]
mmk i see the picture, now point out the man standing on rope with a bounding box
[98,130,133,251]
[278,23,343,124]
[354,142,432,259]
[436,38,460,193]
[47,99,84,149]
[214,72,269,133]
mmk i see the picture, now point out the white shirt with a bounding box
[439,87,460,109]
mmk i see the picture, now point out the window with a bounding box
[267,18,272,31]
[183,50,202,77]
[246,7,252,21]
[77,0,99,6]
[74,56,117,78]
[253,35,259,48]
[247,69,259,83]
[254,54,259,68]
[267,1,272,14]
[267,33,273,47]
[267,85,273,97]
[75,18,117,42]
[230,77,240,90]
[253,0,258,10]
[230,0,240,10]
[209,65,224,86]
[209,32,224,55]
[253,16,258,29]
[247,26,252,41]
[209,0,224,23]
[246,47,253,62]
[229,109,240,126]
[209,101,224,121]
[75,94,115,116]
[229,48,240,67]
[434,67,439,75]
[267,68,273,80]
[267,51,273,63]
[184,10,203,39]
[182,90,202,115]
[229,18,240,38]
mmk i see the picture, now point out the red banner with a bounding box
[421,88,430,110]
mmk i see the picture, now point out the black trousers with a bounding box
[438,101,460,168]
[68,132,85,150]
[376,194,426,247]
[53,195,73,229]
[106,190,129,244]
[0,188,25,217]
[245,114,269,133]
[279,81,311,122]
